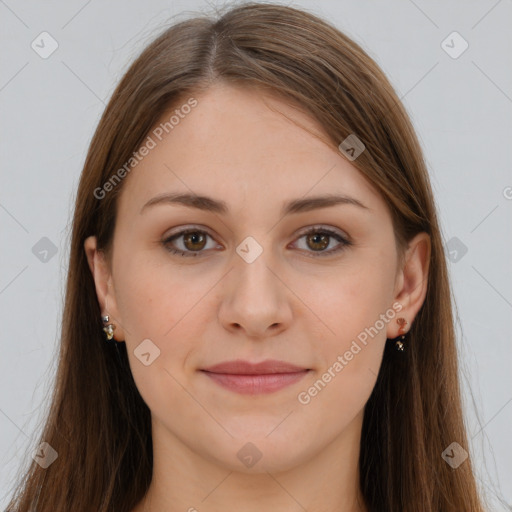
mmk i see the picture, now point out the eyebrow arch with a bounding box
[140,192,369,216]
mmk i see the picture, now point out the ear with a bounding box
[84,235,125,341]
[387,232,431,338]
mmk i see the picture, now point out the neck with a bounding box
[134,410,367,512]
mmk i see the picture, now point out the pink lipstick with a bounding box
[200,359,310,395]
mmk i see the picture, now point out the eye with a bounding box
[291,226,351,257]
[162,227,219,257]
[162,225,351,258]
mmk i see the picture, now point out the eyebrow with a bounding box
[140,192,370,216]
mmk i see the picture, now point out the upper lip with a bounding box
[201,359,309,375]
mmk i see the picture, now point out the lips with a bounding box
[202,359,308,375]
[200,359,310,395]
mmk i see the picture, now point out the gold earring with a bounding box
[395,317,408,351]
[102,315,116,341]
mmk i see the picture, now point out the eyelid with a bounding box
[162,225,221,256]
[162,224,351,258]
[289,225,351,258]
[163,224,215,238]
[294,224,348,239]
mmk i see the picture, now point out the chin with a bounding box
[206,429,313,474]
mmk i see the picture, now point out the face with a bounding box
[87,82,420,474]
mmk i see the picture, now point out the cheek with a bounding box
[113,260,200,414]
[294,271,389,429]
[302,264,393,342]
[114,251,202,338]
[113,254,217,382]
[294,252,395,402]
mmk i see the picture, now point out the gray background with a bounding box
[1,0,511,509]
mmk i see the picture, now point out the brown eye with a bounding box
[162,228,217,257]
[182,231,207,251]
[305,232,330,251]
[293,226,351,257]
[162,225,351,259]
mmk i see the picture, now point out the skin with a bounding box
[85,82,430,512]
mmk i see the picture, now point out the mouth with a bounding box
[199,359,311,395]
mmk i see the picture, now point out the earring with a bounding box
[102,315,116,342]
[394,317,408,351]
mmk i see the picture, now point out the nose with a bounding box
[217,249,292,339]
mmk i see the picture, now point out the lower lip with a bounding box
[201,370,310,395]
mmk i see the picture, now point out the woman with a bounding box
[6,2,488,511]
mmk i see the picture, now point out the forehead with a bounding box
[117,83,387,220]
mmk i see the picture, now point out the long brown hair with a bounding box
[6,3,488,511]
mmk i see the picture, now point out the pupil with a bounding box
[185,232,205,250]
[309,233,328,251]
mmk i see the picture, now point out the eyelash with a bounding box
[162,225,351,258]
